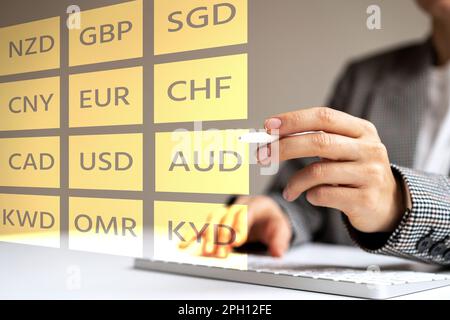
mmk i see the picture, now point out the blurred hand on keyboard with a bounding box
[180,195,291,259]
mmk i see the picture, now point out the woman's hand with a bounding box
[180,195,292,258]
[260,107,405,233]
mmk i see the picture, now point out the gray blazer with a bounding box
[267,39,450,266]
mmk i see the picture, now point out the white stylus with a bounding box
[239,131,320,144]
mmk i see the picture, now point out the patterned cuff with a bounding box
[345,165,450,266]
[268,193,312,247]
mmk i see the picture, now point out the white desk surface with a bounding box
[1,242,449,300]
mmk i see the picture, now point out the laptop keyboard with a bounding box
[250,267,450,286]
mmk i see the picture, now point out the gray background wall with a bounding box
[0,0,430,202]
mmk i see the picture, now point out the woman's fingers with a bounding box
[265,217,291,257]
[202,207,227,256]
[214,206,240,258]
[231,206,248,247]
[266,107,378,139]
[179,196,292,259]
[305,185,362,218]
[178,235,197,250]
[282,161,365,201]
[179,205,249,259]
[274,132,362,162]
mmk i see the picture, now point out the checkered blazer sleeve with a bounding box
[345,165,450,266]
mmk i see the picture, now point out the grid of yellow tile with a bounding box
[0,1,145,256]
[66,0,144,257]
[0,0,249,263]
[153,0,249,267]
[0,14,62,249]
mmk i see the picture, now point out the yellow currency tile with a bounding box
[0,137,60,188]
[69,67,142,127]
[0,17,60,76]
[155,130,249,195]
[69,0,143,66]
[0,194,60,248]
[69,197,143,257]
[154,0,247,54]
[0,77,60,131]
[154,54,247,123]
[154,200,247,269]
[69,134,143,191]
